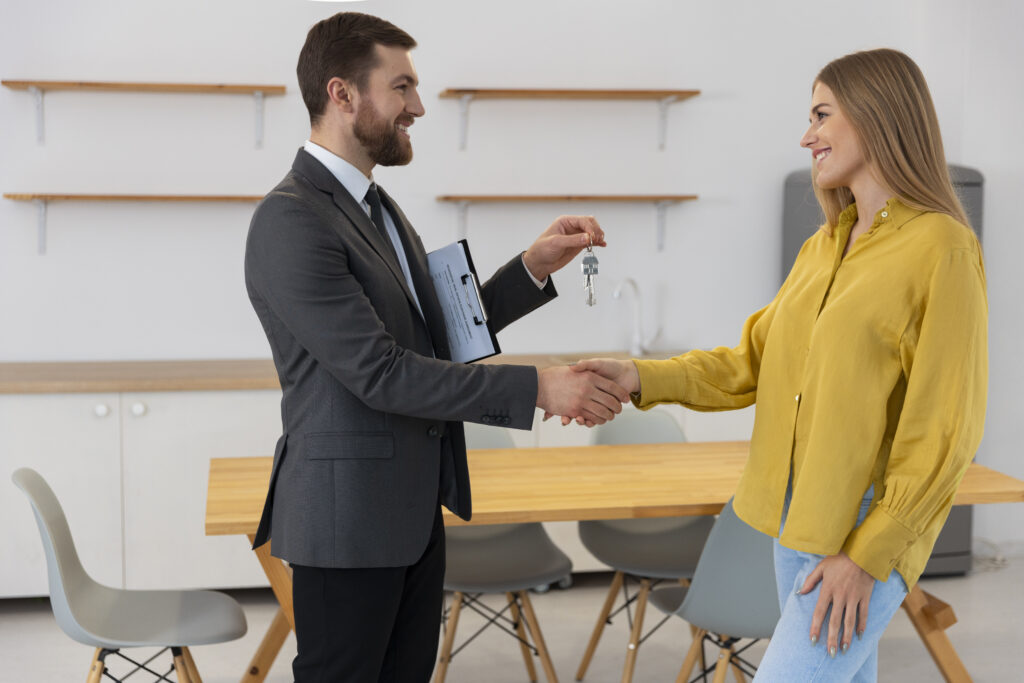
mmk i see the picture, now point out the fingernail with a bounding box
[857,630,864,640]
[842,643,849,654]
[829,645,837,659]
[809,634,817,645]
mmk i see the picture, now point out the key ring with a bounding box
[587,233,593,250]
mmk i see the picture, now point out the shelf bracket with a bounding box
[654,201,672,252]
[29,86,45,144]
[456,201,470,240]
[457,94,473,150]
[253,91,265,149]
[657,96,677,151]
[34,199,47,254]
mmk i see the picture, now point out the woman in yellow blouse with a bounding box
[573,48,987,681]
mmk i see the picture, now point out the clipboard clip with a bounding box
[460,273,488,325]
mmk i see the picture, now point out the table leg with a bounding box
[901,585,971,683]
[242,607,293,683]
[242,534,296,683]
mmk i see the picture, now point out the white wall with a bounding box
[2,0,1022,552]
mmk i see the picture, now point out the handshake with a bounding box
[536,358,642,427]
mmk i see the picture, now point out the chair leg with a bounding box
[181,647,202,683]
[621,578,651,683]
[434,592,463,683]
[730,660,746,682]
[675,629,706,683]
[576,570,624,680]
[518,590,559,683]
[172,647,192,683]
[507,592,539,683]
[710,639,734,683]
[86,648,104,683]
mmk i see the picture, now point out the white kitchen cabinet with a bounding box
[0,393,124,596]
[121,390,281,590]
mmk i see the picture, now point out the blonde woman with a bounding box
[573,48,987,681]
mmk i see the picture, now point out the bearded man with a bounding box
[244,11,628,681]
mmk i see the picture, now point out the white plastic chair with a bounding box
[436,425,572,683]
[576,409,715,683]
[648,498,780,682]
[12,467,247,682]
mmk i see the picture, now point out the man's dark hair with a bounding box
[297,12,416,127]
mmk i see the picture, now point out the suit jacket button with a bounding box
[502,417,511,425]
[481,416,491,424]
[427,426,439,437]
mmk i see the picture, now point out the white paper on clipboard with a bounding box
[426,240,500,363]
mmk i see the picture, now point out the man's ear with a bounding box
[326,77,357,113]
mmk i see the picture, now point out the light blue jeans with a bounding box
[753,485,909,682]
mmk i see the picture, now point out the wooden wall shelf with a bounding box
[436,194,698,249]
[2,79,286,147]
[439,87,700,149]
[3,193,263,254]
[4,193,263,203]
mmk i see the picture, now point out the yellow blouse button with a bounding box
[881,211,889,218]
[795,393,801,402]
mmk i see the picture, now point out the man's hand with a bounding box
[536,365,629,426]
[522,215,605,282]
[550,359,641,426]
[799,552,875,658]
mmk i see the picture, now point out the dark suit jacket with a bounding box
[244,149,556,568]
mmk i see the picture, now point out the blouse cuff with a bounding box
[841,507,918,582]
[632,357,686,408]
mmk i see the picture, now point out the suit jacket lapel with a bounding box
[290,150,418,309]
[379,187,452,361]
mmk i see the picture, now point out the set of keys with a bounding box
[581,241,599,307]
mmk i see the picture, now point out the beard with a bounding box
[353,100,413,167]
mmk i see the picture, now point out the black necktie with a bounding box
[365,184,397,260]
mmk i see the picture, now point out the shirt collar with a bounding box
[303,140,373,204]
[837,197,925,233]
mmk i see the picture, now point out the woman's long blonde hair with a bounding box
[812,48,969,232]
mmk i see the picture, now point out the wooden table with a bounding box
[205,442,1024,682]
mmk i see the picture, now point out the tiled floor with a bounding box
[1,559,1020,682]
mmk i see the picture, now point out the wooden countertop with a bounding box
[0,352,670,394]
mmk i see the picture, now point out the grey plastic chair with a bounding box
[436,425,572,683]
[648,499,780,683]
[12,468,247,683]
[575,409,715,683]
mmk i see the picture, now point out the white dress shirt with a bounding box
[303,140,548,311]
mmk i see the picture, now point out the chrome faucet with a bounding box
[613,278,661,357]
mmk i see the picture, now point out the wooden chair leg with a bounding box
[508,592,539,683]
[86,648,104,683]
[518,590,559,683]
[675,630,706,683]
[901,585,971,683]
[181,647,202,683]
[172,648,192,683]
[710,642,733,683]
[576,570,624,680]
[434,592,463,683]
[621,578,651,683]
[243,606,292,683]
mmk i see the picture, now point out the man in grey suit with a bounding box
[244,12,628,681]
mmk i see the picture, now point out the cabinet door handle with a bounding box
[94,404,111,418]
[130,402,148,417]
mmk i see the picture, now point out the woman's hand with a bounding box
[799,552,875,657]
[541,359,640,427]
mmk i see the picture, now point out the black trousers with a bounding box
[291,506,446,682]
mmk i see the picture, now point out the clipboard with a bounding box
[426,239,501,363]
